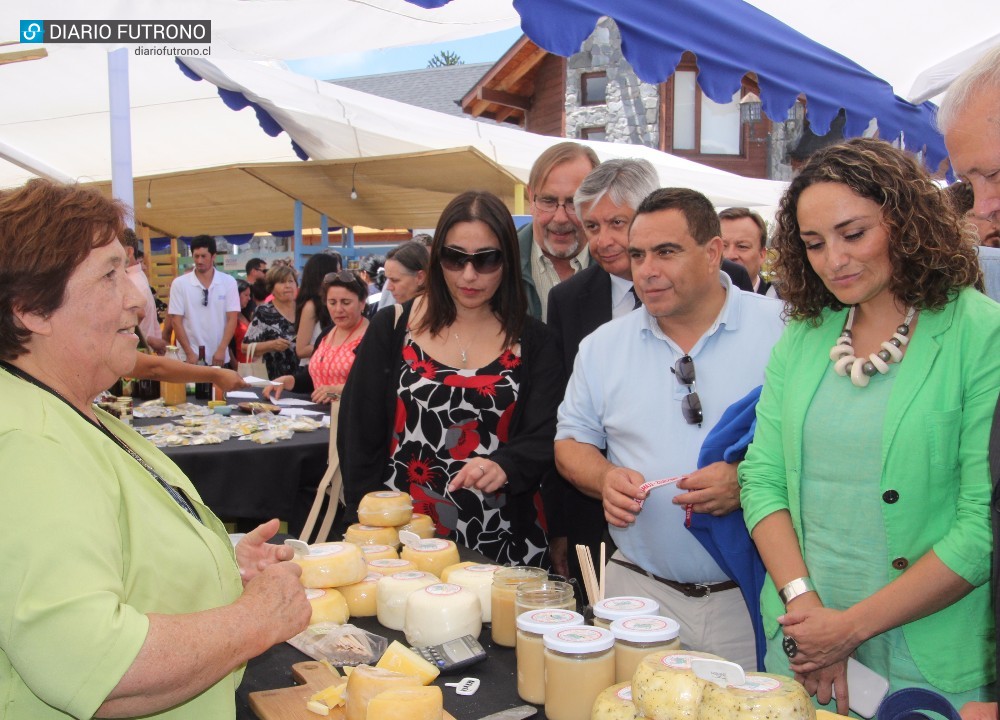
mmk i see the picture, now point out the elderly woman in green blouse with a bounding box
[0,179,311,720]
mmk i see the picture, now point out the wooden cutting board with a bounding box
[249,661,457,720]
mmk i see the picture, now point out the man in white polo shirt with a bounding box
[168,235,239,365]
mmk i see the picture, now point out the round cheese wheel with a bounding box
[305,588,350,625]
[367,558,419,576]
[404,582,482,648]
[364,685,444,720]
[631,650,723,720]
[400,538,460,577]
[700,673,815,720]
[357,490,414,527]
[360,544,398,562]
[376,571,438,630]
[344,664,421,720]
[398,512,435,539]
[293,542,368,589]
[445,563,500,621]
[344,523,400,548]
[592,682,636,720]
[339,573,380,618]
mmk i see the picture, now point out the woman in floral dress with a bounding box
[338,191,564,567]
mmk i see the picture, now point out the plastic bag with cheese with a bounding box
[287,622,388,667]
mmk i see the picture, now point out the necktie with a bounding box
[630,286,642,309]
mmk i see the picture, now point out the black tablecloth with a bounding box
[237,543,549,720]
[135,394,330,525]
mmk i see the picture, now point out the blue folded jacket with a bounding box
[690,384,767,670]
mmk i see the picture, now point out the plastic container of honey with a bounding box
[542,626,615,720]
[609,615,681,683]
[515,609,584,704]
[490,566,548,647]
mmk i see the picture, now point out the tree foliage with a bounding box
[427,50,463,68]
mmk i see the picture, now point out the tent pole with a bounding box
[293,200,304,269]
[320,215,329,249]
[108,48,135,226]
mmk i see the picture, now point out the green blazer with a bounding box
[740,287,1000,692]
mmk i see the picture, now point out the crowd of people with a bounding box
[0,45,998,720]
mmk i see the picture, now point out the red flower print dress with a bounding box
[385,337,548,566]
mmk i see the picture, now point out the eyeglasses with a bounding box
[201,287,209,307]
[323,270,358,284]
[439,246,504,274]
[533,195,577,217]
[671,355,703,426]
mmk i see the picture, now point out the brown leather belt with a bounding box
[609,557,738,598]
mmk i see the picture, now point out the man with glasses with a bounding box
[168,235,240,365]
[555,188,784,669]
[518,141,599,320]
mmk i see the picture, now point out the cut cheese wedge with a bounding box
[376,640,441,685]
[344,665,421,720]
[365,685,443,720]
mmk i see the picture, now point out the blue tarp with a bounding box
[403,0,946,170]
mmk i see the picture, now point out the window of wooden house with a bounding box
[671,70,741,155]
[581,72,608,106]
[580,126,607,141]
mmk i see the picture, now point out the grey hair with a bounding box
[574,158,660,214]
[938,45,1000,132]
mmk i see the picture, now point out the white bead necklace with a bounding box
[829,306,917,388]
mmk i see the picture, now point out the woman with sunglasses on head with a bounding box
[338,191,564,567]
[739,138,1000,711]
[244,264,299,379]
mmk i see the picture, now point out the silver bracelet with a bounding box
[778,576,816,606]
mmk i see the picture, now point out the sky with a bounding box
[286,27,523,80]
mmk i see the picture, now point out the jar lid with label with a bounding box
[593,596,660,622]
[610,615,680,643]
[543,626,614,654]
[517,609,584,635]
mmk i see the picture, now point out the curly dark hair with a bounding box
[772,138,982,322]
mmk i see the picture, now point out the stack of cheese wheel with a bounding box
[403,582,482,647]
[294,542,368,590]
[631,650,724,720]
[338,573,381,618]
[376,571,438,630]
[360,544,398,562]
[345,523,401,548]
[358,490,414,527]
[591,682,638,720]
[444,563,500,621]
[399,512,435,539]
[699,673,815,720]
[400,538,460,577]
[367,558,419,576]
[304,588,350,625]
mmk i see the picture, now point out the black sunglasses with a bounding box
[201,287,209,307]
[439,246,504,274]
[671,355,703,426]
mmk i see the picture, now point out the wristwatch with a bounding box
[778,576,816,606]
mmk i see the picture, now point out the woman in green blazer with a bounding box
[740,138,999,712]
